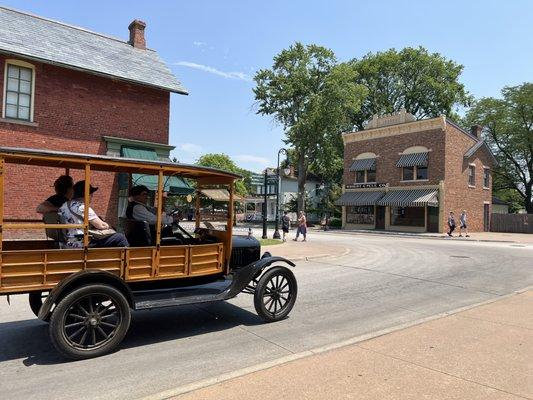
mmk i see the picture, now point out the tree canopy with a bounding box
[254,42,367,212]
[466,83,533,212]
[349,47,472,130]
[196,153,251,196]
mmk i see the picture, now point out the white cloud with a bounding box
[234,154,270,166]
[193,41,207,47]
[179,143,203,153]
[173,61,252,82]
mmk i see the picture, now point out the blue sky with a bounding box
[3,1,533,172]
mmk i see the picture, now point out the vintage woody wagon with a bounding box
[0,147,297,359]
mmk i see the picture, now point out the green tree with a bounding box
[196,153,250,196]
[349,47,472,130]
[254,43,367,212]
[466,83,533,213]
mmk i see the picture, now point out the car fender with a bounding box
[38,270,134,321]
[226,256,295,298]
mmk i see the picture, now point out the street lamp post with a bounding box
[262,169,268,239]
[273,148,290,240]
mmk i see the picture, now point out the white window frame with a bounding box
[468,164,476,187]
[2,59,36,122]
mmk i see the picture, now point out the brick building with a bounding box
[0,7,187,230]
[336,110,497,233]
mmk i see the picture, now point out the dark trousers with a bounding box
[448,225,456,236]
[296,225,307,239]
[90,233,129,248]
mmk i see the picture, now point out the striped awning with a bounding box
[396,152,428,168]
[349,158,376,171]
[335,191,385,206]
[377,188,438,207]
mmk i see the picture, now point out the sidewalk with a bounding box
[177,290,532,400]
[317,228,533,245]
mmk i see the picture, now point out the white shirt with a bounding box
[131,202,173,225]
[58,199,97,248]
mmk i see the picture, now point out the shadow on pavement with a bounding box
[0,301,264,366]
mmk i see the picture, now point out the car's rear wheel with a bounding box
[254,266,297,322]
[29,291,49,320]
[49,284,131,360]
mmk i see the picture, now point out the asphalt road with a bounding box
[0,233,532,400]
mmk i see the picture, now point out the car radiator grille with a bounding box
[230,247,260,269]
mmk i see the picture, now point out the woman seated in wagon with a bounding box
[59,181,129,248]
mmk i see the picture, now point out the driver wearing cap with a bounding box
[126,185,178,228]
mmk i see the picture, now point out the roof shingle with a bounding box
[0,6,187,94]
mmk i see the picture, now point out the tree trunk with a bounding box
[525,182,533,214]
[297,155,307,214]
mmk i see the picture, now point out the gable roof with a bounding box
[464,139,498,166]
[0,6,187,94]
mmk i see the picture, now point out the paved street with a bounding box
[0,232,532,400]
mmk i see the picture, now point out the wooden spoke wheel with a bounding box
[254,266,297,322]
[49,284,131,360]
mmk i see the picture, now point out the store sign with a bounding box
[346,182,388,189]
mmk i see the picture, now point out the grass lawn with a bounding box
[259,238,283,246]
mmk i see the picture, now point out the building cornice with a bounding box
[342,116,446,144]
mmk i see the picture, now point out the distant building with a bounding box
[336,110,497,232]
[244,167,324,222]
[0,6,187,227]
[492,197,510,214]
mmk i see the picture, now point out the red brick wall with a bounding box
[0,55,170,229]
[443,124,493,232]
[343,128,446,187]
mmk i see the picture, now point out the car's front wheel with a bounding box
[254,266,297,322]
[49,284,131,360]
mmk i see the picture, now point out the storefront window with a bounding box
[390,206,425,227]
[402,166,414,181]
[346,206,374,225]
[416,166,428,180]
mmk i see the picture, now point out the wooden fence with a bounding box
[490,213,533,234]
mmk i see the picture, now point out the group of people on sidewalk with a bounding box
[280,210,308,242]
[447,210,469,237]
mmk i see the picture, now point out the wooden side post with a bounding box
[154,169,164,277]
[195,184,201,230]
[83,164,90,267]
[226,181,235,273]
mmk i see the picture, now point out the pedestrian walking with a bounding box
[281,211,291,242]
[447,211,456,237]
[293,211,307,242]
[459,210,469,237]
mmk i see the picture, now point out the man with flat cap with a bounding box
[126,185,179,237]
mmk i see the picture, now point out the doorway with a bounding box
[484,204,490,231]
[427,206,439,232]
[375,206,385,230]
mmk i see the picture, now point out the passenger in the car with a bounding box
[36,175,74,214]
[59,181,129,248]
[126,185,179,237]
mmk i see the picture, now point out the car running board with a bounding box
[132,279,234,310]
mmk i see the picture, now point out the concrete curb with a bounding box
[139,285,533,400]
[312,228,527,245]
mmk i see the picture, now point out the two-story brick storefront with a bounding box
[336,111,497,233]
[0,7,187,230]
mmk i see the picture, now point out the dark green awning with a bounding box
[122,146,194,195]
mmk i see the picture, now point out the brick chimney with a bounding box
[128,19,146,49]
[470,124,483,138]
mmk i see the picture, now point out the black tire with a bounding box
[29,291,48,320]
[49,284,131,360]
[254,266,297,322]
